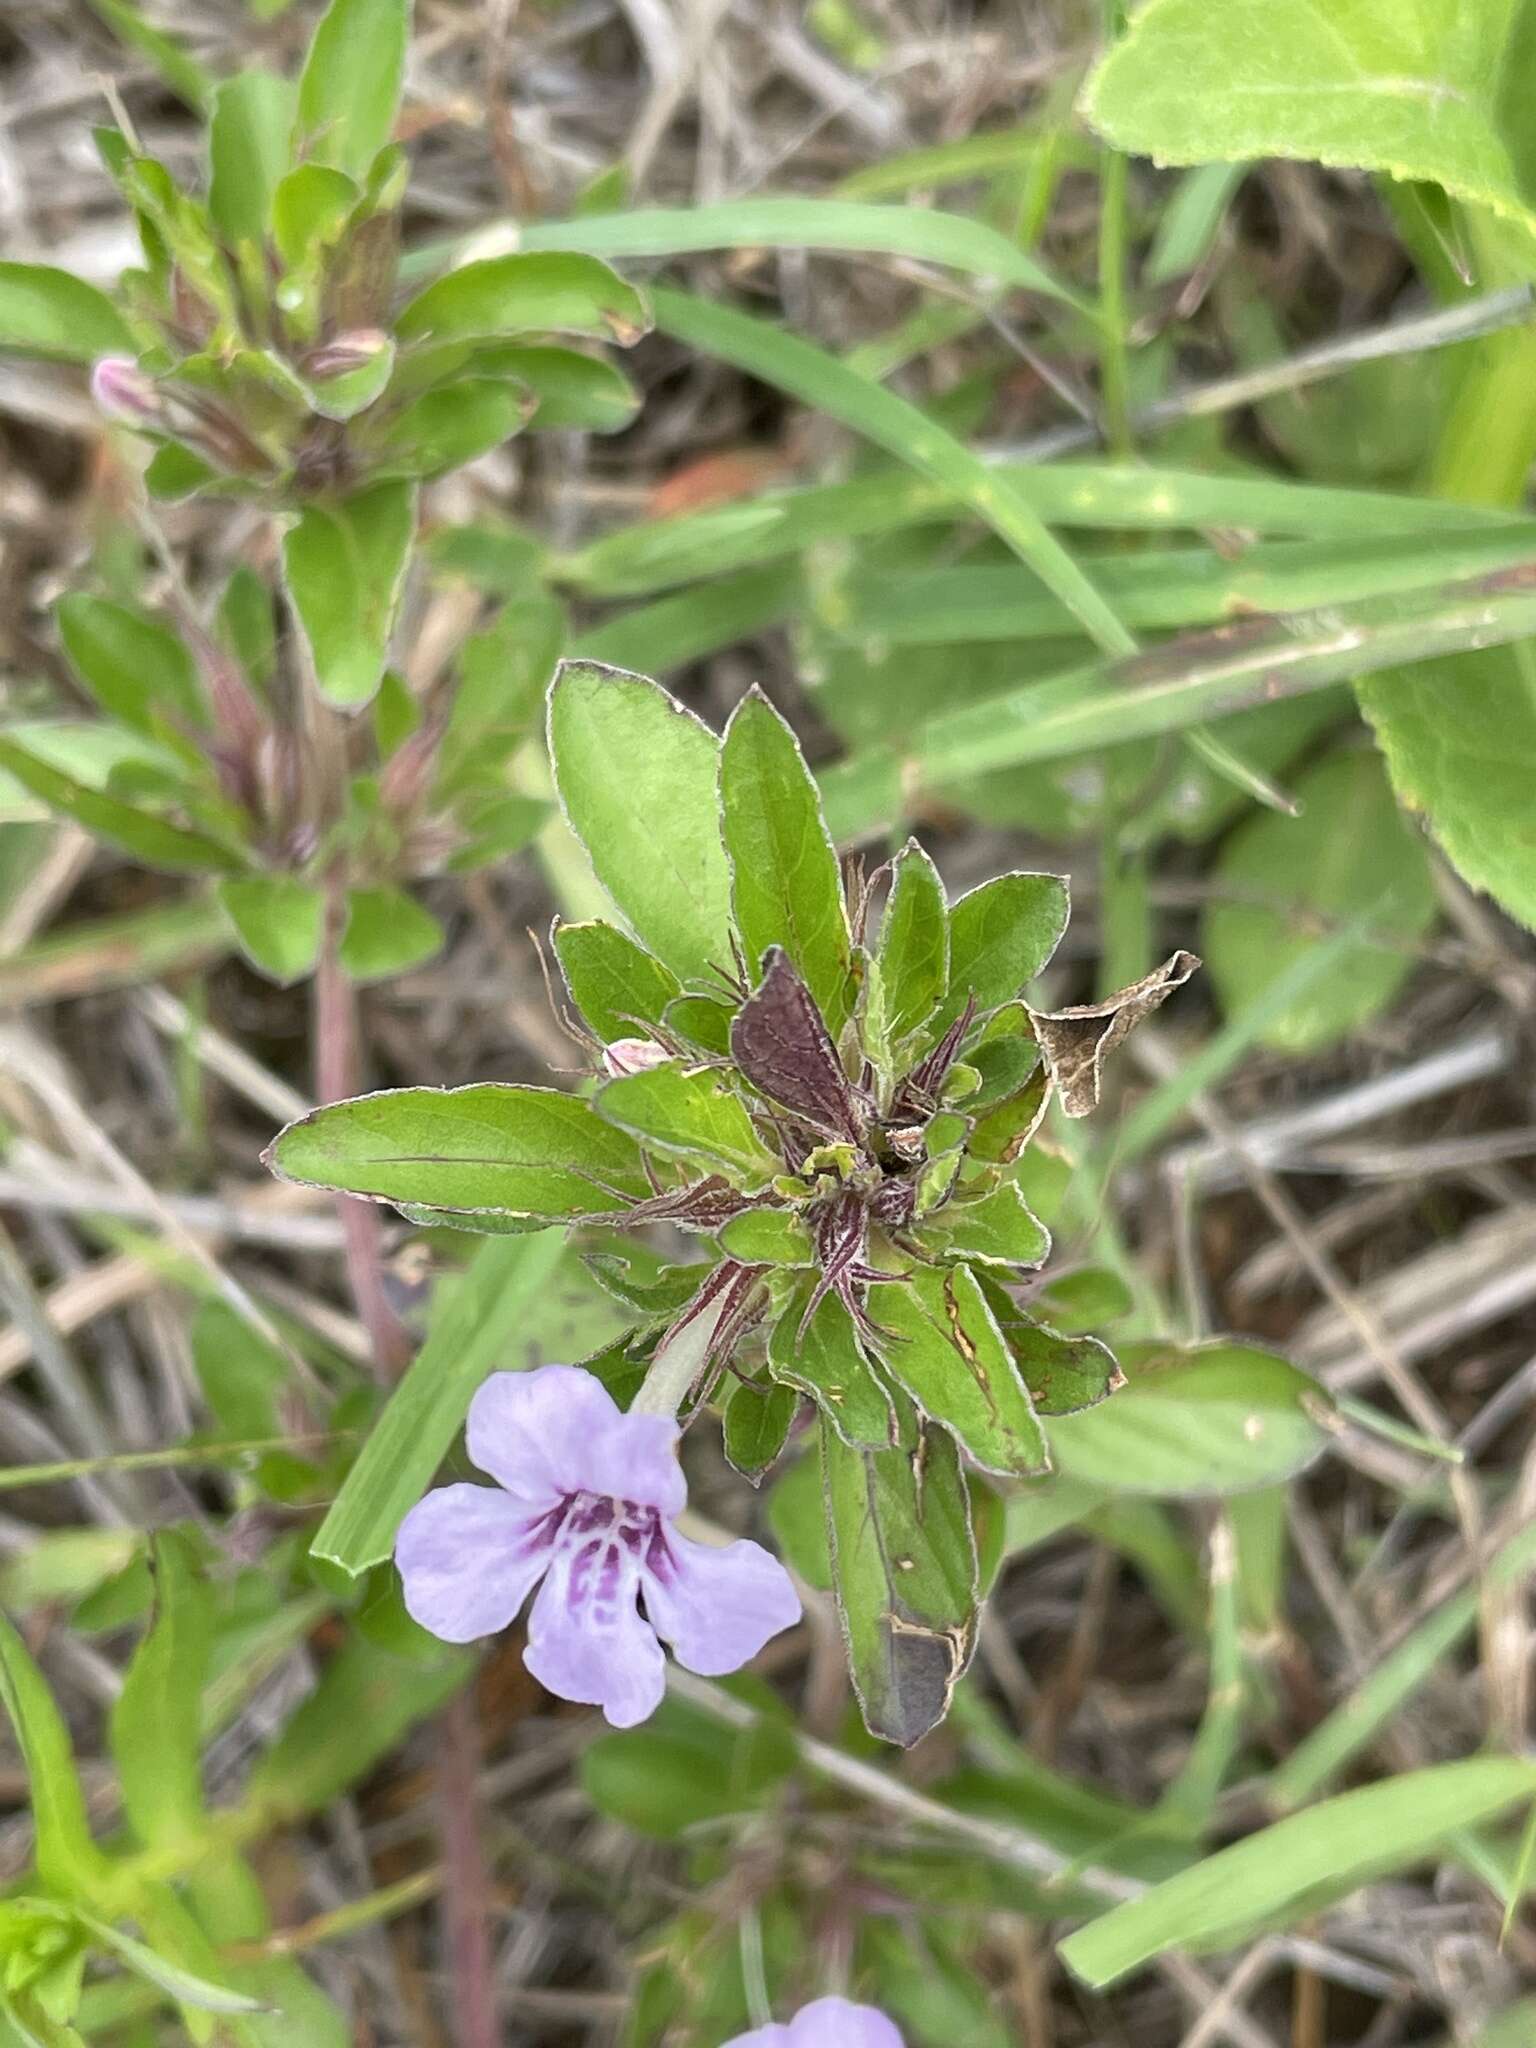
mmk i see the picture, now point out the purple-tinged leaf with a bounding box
[730,946,866,1144]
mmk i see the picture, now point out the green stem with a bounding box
[630,1290,731,1417]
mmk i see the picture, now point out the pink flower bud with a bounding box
[302,329,390,380]
[602,1037,672,1078]
[90,357,158,425]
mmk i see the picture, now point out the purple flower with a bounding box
[395,1365,802,1728]
[724,1998,905,2047]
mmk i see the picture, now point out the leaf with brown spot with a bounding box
[1028,950,1200,1118]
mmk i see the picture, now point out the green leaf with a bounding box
[295,0,408,181]
[939,871,1069,1025]
[1047,1340,1332,1496]
[396,253,648,346]
[283,480,415,708]
[0,1612,112,1899]
[57,596,207,736]
[1360,648,1536,933]
[973,1274,1123,1417]
[767,1283,895,1448]
[1061,1756,1536,1987]
[596,1062,778,1180]
[650,286,1134,661]
[217,877,325,984]
[506,197,1084,306]
[339,885,443,981]
[271,164,359,271]
[549,662,735,985]
[475,345,639,432]
[867,1264,1049,1477]
[108,1531,210,1856]
[0,740,241,875]
[926,1182,1050,1270]
[877,839,948,1046]
[1204,749,1437,1049]
[267,1083,651,1219]
[75,1913,261,2016]
[243,1630,467,1822]
[312,1229,566,1575]
[822,1398,979,1746]
[580,1694,794,1839]
[1083,0,1536,240]
[724,1377,798,1479]
[208,71,294,246]
[554,920,681,1041]
[0,263,135,363]
[717,1208,814,1266]
[719,687,851,1029]
[375,379,529,479]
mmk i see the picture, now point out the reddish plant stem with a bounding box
[313,878,412,1382]
[436,1688,500,2048]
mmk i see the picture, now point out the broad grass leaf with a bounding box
[1083,0,1536,238]
[1204,750,1437,1049]
[1358,648,1536,932]
[548,662,734,986]
[311,1230,568,1576]
[1061,1756,1536,1986]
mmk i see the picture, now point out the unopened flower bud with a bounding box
[602,1037,672,1078]
[90,357,158,425]
[302,329,390,380]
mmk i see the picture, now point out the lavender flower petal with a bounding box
[523,1538,666,1728]
[394,1484,553,1642]
[465,1365,686,1518]
[723,2002,904,2048]
[642,1530,802,1677]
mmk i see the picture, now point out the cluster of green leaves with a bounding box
[0,0,645,514]
[269,662,1333,1749]
[0,573,556,986]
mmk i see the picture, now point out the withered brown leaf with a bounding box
[1028,950,1200,1118]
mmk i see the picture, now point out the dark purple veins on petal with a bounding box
[730,947,865,1144]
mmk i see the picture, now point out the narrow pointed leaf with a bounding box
[0,740,241,875]
[720,687,851,1027]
